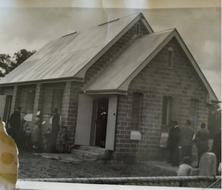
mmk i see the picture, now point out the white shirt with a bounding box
[177,164,192,176]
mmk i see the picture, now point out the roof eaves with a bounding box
[0,76,83,87]
[84,89,127,95]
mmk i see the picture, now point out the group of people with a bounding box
[7,106,68,153]
[167,119,221,176]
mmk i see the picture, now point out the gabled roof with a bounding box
[0,13,152,85]
[0,13,218,104]
[84,29,218,104]
[85,30,173,92]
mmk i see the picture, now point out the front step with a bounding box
[78,146,108,154]
[71,146,110,160]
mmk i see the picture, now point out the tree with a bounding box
[0,54,11,77]
[0,49,36,77]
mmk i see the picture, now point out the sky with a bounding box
[0,6,221,100]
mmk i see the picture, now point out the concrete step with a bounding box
[78,145,107,154]
[71,149,104,160]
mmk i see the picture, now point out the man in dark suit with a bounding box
[181,120,194,159]
[195,123,209,168]
[9,106,22,147]
[167,121,181,166]
[51,108,60,152]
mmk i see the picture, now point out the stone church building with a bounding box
[0,13,218,161]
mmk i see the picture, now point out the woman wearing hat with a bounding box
[31,111,40,150]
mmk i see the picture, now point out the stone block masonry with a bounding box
[113,37,210,161]
[61,81,82,147]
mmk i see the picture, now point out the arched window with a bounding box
[136,23,140,35]
[167,47,173,68]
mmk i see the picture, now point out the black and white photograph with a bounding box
[0,0,221,189]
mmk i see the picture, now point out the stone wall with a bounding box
[114,37,210,161]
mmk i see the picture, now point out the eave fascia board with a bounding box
[0,77,83,87]
[84,89,127,95]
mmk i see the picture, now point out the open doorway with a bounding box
[3,95,12,128]
[95,98,108,148]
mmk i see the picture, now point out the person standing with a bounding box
[31,111,41,151]
[212,129,221,174]
[195,123,209,168]
[181,120,194,159]
[167,121,181,166]
[9,106,22,147]
[51,108,60,152]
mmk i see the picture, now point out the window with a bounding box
[162,96,173,130]
[44,88,64,115]
[136,23,140,35]
[167,47,173,68]
[131,93,142,130]
[26,90,35,114]
[189,99,199,132]
[52,89,64,114]
[20,89,35,115]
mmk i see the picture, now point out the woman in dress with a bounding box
[31,111,40,150]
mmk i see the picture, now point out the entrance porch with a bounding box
[74,94,118,154]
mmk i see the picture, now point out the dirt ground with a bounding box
[18,151,177,179]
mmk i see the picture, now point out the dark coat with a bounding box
[212,131,221,164]
[181,126,194,146]
[167,126,181,149]
[196,128,209,150]
[51,112,60,137]
[9,110,21,131]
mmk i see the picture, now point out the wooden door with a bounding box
[105,95,118,150]
[75,94,93,145]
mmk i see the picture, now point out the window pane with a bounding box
[131,93,142,130]
[44,89,54,115]
[26,90,35,114]
[167,49,173,68]
[162,96,173,126]
[52,89,64,114]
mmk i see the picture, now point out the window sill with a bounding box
[130,130,141,140]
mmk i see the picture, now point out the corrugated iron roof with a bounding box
[85,30,173,92]
[0,14,141,85]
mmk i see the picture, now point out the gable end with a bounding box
[118,30,218,104]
